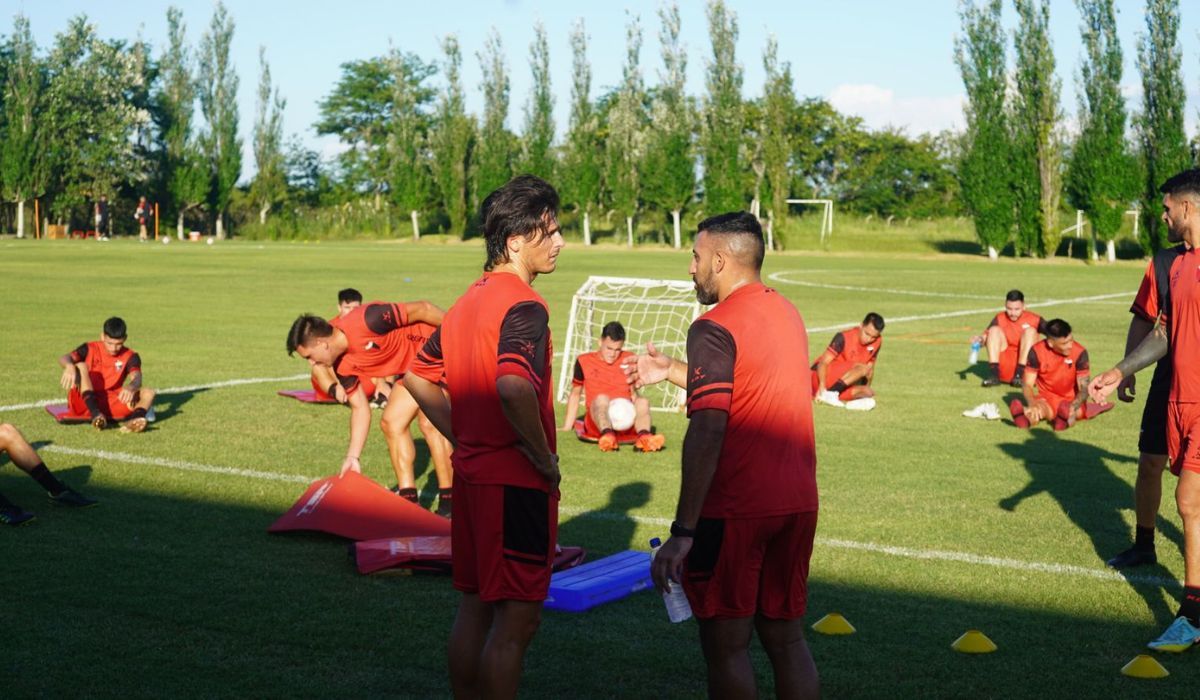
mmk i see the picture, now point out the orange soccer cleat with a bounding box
[634,433,665,453]
[598,433,619,452]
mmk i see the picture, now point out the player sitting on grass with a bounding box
[559,321,664,453]
[971,290,1047,387]
[811,312,884,410]
[57,317,155,433]
[1,422,97,526]
[1008,318,1112,430]
[288,301,455,516]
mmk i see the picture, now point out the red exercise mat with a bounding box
[45,403,90,424]
[268,471,451,541]
[277,389,338,404]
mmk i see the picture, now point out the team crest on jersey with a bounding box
[114,360,124,370]
[867,345,876,353]
[365,341,378,350]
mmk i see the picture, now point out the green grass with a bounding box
[0,234,1195,698]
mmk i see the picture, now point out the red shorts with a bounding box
[451,479,559,602]
[578,412,639,443]
[1166,402,1200,476]
[66,387,134,420]
[810,362,864,401]
[998,346,1019,383]
[682,510,818,620]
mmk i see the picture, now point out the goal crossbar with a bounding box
[786,199,834,243]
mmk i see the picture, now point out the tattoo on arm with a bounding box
[1114,323,1168,378]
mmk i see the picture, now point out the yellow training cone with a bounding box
[811,613,856,635]
[951,629,997,654]
[1121,654,1169,679]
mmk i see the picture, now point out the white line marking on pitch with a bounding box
[41,445,311,484]
[768,271,997,300]
[0,373,309,413]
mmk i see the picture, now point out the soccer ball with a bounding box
[206,237,214,246]
[607,398,636,431]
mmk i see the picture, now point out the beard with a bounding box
[694,280,718,305]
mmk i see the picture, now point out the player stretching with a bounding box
[0,423,96,526]
[971,290,1047,387]
[559,321,664,452]
[1090,169,1200,653]
[811,312,884,409]
[404,175,563,699]
[57,317,155,432]
[628,212,820,699]
[309,288,362,404]
[1008,319,1112,429]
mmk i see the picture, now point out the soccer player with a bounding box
[0,423,97,526]
[811,312,884,409]
[1089,168,1200,653]
[559,321,664,452]
[970,290,1047,387]
[403,175,563,699]
[1007,319,1111,429]
[57,317,156,432]
[309,288,363,404]
[287,300,454,515]
[627,212,820,698]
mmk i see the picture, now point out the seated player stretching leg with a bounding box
[811,312,884,409]
[57,317,156,432]
[972,289,1047,388]
[1008,318,1112,429]
[559,321,664,452]
[0,423,97,526]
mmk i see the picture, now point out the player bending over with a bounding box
[1008,318,1111,429]
[811,312,884,410]
[1,423,97,526]
[559,321,664,452]
[309,288,363,404]
[57,317,156,432]
[971,289,1047,387]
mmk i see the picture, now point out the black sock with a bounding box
[30,464,66,495]
[988,362,1000,380]
[438,488,452,501]
[600,428,615,436]
[830,380,848,394]
[126,407,147,420]
[397,487,418,503]
[637,429,650,436]
[82,390,101,418]
[1134,525,1156,550]
[1015,364,1026,377]
[1178,586,1200,626]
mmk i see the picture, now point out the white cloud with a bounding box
[828,83,965,135]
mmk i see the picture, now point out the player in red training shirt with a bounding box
[57,317,156,433]
[1090,168,1200,653]
[404,175,564,699]
[309,288,374,404]
[970,289,1047,387]
[1008,318,1112,429]
[627,211,820,699]
[811,312,884,410]
[559,321,664,452]
[287,300,454,515]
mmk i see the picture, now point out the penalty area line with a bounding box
[0,373,310,413]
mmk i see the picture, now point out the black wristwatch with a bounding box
[670,521,696,538]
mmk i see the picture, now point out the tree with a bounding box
[387,48,432,240]
[700,0,745,214]
[560,20,601,245]
[430,35,473,238]
[759,34,794,248]
[1135,0,1189,252]
[642,3,695,249]
[198,1,241,239]
[605,14,645,247]
[519,22,554,180]
[1066,0,1138,262]
[157,6,209,240]
[473,29,514,206]
[251,46,286,225]
[1,14,48,238]
[1011,0,1063,257]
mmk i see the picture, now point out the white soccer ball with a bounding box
[206,237,214,245]
[607,397,636,431]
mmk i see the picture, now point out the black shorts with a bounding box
[1139,361,1170,456]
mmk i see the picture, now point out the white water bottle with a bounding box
[649,537,693,623]
[969,340,981,364]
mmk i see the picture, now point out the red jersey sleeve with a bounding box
[362,302,408,335]
[69,343,89,363]
[496,301,549,390]
[686,319,735,415]
[826,332,846,356]
[1025,347,1040,371]
[127,353,142,372]
[571,358,585,386]
[410,327,446,387]
[1130,258,1159,322]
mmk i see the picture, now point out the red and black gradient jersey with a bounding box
[685,282,817,518]
[1131,244,1188,324]
[410,272,556,492]
[332,301,436,396]
[1025,339,1089,400]
[572,350,635,405]
[1163,247,1200,402]
[69,341,140,392]
[987,310,1047,347]
[814,327,882,368]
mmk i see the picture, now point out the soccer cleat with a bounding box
[1147,616,1200,653]
[48,488,98,508]
[982,403,1001,420]
[119,416,148,433]
[980,377,1001,387]
[634,433,666,453]
[435,498,452,519]
[844,397,876,411]
[598,433,619,452]
[1106,546,1157,569]
[1009,400,1030,429]
[817,390,845,407]
[145,407,157,423]
[1010,376,1023,388]
[0,505,36,527]
[91,414,108,430]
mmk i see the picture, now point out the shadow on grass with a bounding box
[150,386,208,424]
[559,481,653,554]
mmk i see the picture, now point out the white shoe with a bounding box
[963,402,995,419]
[818,390,844,407]
[145,407,156,423]
[844,397,876,411]
[982,402,1001,420]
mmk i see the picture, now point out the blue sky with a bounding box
[9,0,1200,179]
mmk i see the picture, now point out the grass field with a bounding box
[1,234,1196,698]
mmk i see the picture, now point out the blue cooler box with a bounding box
[544,550,653,612]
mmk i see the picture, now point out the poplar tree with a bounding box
[642,3,695,249]
[387,48,431,240]
[519,22,554,180]
[1,14,47,238]
[158,6,208,239]
[473,30,514,205]
[251,46,286,225]
[560,20,601,245]
[430,35,472,237]
[198,1,241,239]
[605,14,645,247]
[701,0,745,214]
[760,34,794,248]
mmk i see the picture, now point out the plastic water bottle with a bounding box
[969,340,981,365]
[649,537,693,623]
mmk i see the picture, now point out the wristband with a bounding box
[670,521,696,538]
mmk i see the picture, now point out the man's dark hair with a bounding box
[862,312,885,332]
[103,317,127,340]
[1005,289,1025,303]
[1160,169,1200,201]
[601,321,626,341]
[287,314,334,356]
[337,288,362,305]
[697,212,765,270]
[481,175,560,271]
[1044,318,1072,339]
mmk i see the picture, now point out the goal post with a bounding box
[557,276,704,412]
[785,199,834,243]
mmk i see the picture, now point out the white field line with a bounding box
[768,271,997,300]
[0,373,309,413]
[40,445,311,484]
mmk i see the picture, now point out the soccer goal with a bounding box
[557,276,704,412]
[785,199,834,243]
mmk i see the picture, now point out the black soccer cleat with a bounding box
[48,488,98,508]
[0,505,36,527]
[1106,546,1157,569]
[981,377,1001,387]
[435,498,452,519]
[1010,376,1023,388]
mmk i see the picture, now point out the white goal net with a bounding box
[556,276,704,412]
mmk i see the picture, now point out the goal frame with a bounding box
[785,198,834,243]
